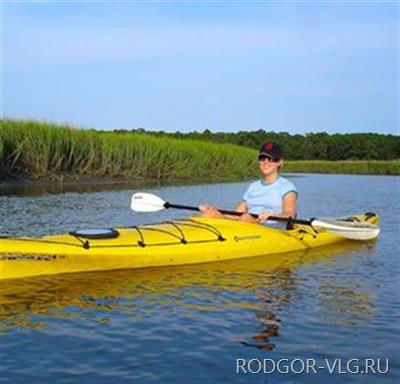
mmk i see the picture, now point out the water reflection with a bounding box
[318,282,376,325]
[0,174,304,197]
[1,241,376,353]
[0,178,240,197]
[0,179,185,197]
[240,291,286,351]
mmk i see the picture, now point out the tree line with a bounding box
[112,129,400,161]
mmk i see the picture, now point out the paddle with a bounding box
[130,192,380,240]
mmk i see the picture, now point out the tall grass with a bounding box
[1,119,399,181]
[284,160,400,175]
[0,119,258,180]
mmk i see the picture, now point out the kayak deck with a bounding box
[0,214,379,280]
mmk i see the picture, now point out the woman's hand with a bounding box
[257,211,272,223]
[199,204,222,218]
[199,204,216,212]
[239,213,257,223]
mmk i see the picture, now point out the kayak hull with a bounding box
[0,214,379,280]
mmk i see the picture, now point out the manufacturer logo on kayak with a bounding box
[0,254,65,261]
[234,235,261,242]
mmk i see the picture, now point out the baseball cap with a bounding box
[259,142,283,160]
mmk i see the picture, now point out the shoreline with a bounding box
[1,169,397,187]
[2,159,399,187]
[1,169,397,191]
[0,175,256,196]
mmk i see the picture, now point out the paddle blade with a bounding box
[312,218,380,240]
[131,193,166,212]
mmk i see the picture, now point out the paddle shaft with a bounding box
[164,202,312,226]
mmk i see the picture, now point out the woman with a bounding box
[199,142,297,224]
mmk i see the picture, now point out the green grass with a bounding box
[0,119,258,180]
[1,119,399,181]
[284,160,400,175]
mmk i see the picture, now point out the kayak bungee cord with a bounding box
[1,219,228,251]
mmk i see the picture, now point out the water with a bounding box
[1,174,399,383]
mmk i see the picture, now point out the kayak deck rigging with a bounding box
[1,219,229,251]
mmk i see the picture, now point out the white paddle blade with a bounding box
[312,219,380,240]
[131,193,166,212]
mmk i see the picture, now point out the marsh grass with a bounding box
[1,119,398,180]
[284,160,400,175]
[0,119,258,180]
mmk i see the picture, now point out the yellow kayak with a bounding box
[0,213,379,280]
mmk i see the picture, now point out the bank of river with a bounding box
[1,174,399,383]
[284,160,400,175]
[1,119,399,179]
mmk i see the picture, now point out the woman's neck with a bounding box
[263,172,279,184]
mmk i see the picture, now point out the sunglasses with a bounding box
[258,155,281,163]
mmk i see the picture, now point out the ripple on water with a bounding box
[1,176,399,383]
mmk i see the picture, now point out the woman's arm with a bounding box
[257,192,297,222]
[200,192,297,223]
[235,201,247,213]
[281,192,297,218]
[199,201,248,219]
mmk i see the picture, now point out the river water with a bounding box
[1,174,399,383]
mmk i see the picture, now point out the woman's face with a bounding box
[258,155,282,177]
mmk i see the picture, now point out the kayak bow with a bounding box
[0,213,379,280]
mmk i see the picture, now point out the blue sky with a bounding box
[2,1,398,134]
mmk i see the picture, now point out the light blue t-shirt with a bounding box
[242,177,298,215]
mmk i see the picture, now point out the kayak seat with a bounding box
[69,228,119,240]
